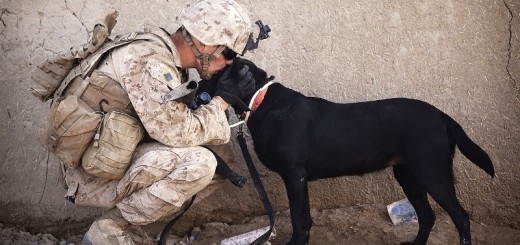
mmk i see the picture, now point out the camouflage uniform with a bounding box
[56,0,255,243]
[70,24,236,245]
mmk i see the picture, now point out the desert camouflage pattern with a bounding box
[68,25,237,243]
[97,27,231,146]
[116,144,217,224]
[72,142,237,244]
[83,208,153,245]
[177,0,252,54]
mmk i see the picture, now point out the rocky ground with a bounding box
[2,204,520,245]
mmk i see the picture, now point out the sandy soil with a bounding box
[2,204,519,245]
[1,1,519,244]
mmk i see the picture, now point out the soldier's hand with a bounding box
[215,64,255,114]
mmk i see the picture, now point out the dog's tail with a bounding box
[446,115,495,177]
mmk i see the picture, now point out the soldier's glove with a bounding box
[215,64,256,114]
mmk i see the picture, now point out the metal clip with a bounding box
[237,124,244,137]
[114,32,138,44]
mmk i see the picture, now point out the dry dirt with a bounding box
[1,0,519,244]
[2,204,520,245]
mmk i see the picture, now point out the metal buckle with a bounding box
[114,32,138,44]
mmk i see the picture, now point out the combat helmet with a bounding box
[177,0,270,79]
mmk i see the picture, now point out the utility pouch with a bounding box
[82,110,144,179]
[30,57,77,102]
[66,70,136,117]
[64,167,119,208]
[40,95,103,168]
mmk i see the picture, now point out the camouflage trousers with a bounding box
[65,142,236,244]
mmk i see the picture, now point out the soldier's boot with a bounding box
[83,207,153,245]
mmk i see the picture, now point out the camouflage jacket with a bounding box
[96,27,230,147]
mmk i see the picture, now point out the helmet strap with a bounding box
[181,26,226,80]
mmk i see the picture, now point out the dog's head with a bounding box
[230,58,273,88]
[198,58,274,111]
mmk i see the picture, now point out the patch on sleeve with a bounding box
[146,59,181,89]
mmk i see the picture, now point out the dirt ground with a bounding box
[1,0,519,244]
[2,204,520,245]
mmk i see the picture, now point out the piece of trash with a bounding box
[387,198,418,225]
[220,226,276,245]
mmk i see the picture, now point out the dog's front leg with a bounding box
[282,172,312,245]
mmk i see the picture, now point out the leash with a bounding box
[158,148,247,245]
[206,146,248,188]
[158,112,274,245]
[158,195,196,245]
[236,124,275,244]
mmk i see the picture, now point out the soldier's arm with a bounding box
[113,41,231,147]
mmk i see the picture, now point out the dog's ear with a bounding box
[198,58,275,99]
[232,58,272,85]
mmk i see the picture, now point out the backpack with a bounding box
[31,11,157,179]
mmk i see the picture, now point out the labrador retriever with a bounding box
[203,58,494,245]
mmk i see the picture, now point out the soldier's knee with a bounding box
[173,146,218,184]
[196,146,218,174]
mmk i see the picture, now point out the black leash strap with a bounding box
[158,195,196,245]
[205,146,247,188]
[236,127,275,244]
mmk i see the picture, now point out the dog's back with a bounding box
[248,84,463,179]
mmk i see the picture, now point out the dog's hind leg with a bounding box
[393,164,436,245]
[281,171,312,245]
[421,171,471,245]
[406,144,472,245]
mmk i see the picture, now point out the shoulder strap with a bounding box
[53,32,171,99]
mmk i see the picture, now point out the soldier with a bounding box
[59,0,262,243]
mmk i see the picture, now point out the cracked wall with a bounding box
[505,0,520,102]
[0,0,519,238]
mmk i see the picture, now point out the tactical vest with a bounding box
[30,11,171,179]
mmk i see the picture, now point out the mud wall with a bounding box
[0,0,518,237]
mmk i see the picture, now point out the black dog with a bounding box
[202,58,494,245]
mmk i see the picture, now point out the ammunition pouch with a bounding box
[82,110,144,180]
[41,95,103,168]
[40,71,138,169]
